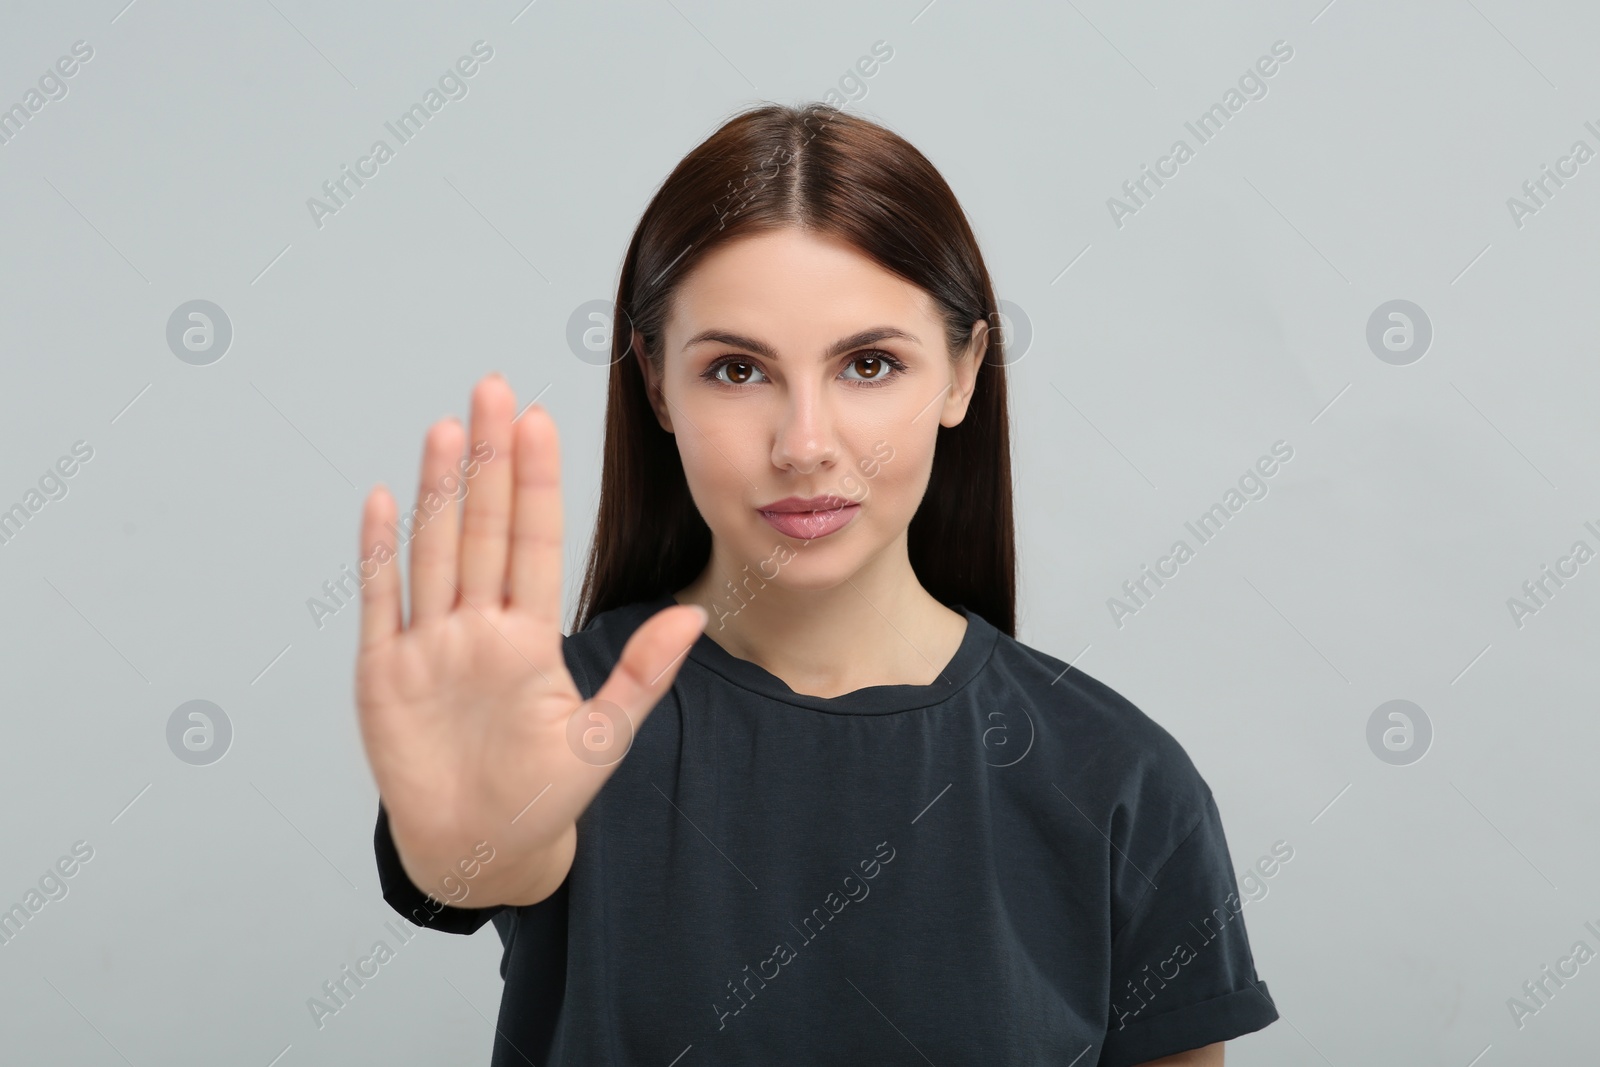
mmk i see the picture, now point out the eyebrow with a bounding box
[683,326,921,361]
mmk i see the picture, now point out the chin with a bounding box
[711,525,863,593]
[755,565,855,595]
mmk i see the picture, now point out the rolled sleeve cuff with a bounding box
[1099,979,1279,1067]
[374,803,505,936]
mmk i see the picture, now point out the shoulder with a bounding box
[560,597,661,700]
[989,628,1209,791]
[986,627,1214,850]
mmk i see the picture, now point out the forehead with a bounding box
[664,229,938,346]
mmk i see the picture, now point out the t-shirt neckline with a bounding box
[646,592,1000,715]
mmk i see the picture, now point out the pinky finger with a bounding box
[359,484,404,650]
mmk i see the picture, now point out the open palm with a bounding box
[353,373,706,907]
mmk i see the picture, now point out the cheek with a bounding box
[674,416,757,505]
[855,435,932,511]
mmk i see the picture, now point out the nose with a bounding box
[770,379,839,474]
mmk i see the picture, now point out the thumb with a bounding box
[580,603,707,760]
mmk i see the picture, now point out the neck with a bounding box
[675,534,966,698]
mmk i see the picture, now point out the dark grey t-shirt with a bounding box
[374,593,1278,1065]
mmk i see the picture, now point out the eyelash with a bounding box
[700,350,909,390]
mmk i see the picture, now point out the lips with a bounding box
[756,495,860,540]
[758,494,853,513]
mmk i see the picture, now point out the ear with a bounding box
[938,319,988,428]
[631,329,675,433]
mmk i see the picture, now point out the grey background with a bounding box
[2,0,1597,1064]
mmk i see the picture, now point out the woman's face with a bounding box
[634,226,985,592]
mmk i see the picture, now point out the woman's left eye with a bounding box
[840,351,906,384]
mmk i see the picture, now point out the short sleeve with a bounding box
[1098,791,1278,1066]
[374,801,507,935]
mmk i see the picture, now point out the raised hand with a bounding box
[353,373,707,907]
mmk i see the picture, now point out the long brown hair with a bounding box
[572,102,1016,637]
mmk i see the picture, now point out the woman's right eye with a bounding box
[707,358,767,386]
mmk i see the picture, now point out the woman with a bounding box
[355,102,1278,1066]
